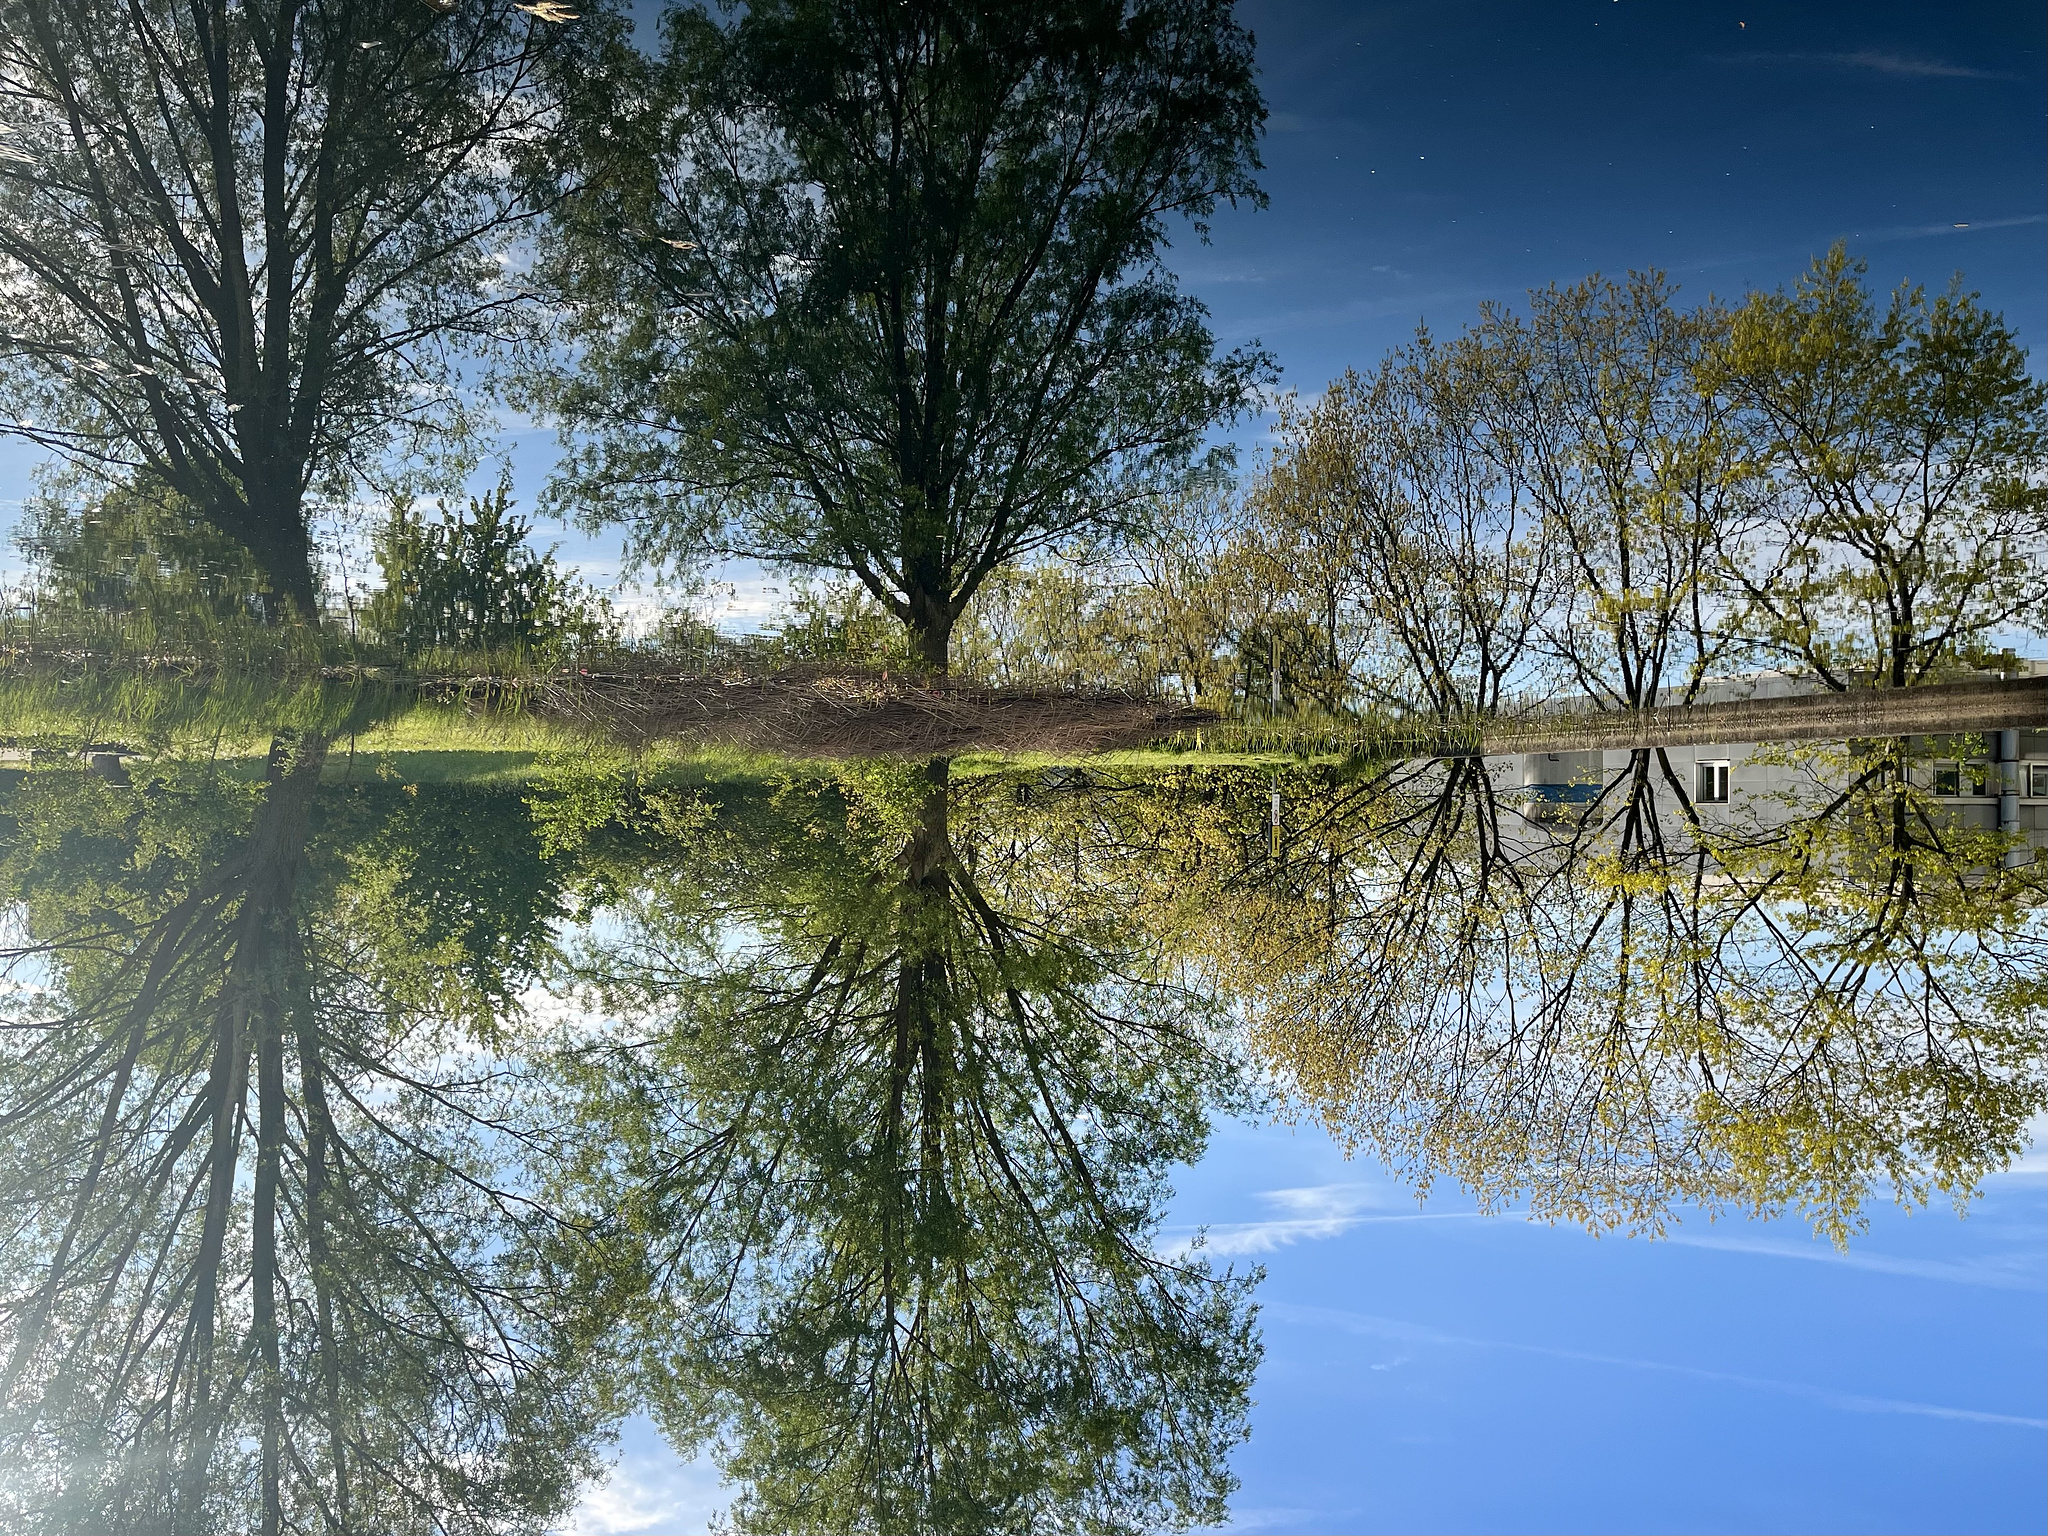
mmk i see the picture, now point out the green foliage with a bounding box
[0,745,609,1535]
[14,477,276,640]
[0,664,405,761]
[534,0,1273,667]
[950,483,1340,709]
[1705,245,2048,688]
[322,782,572,1021]
[2,686,2039,1531]
[766,575,913,669]
[544,760,1259,1535]
[367,484,619,660]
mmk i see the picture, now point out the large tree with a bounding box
[1697,247,2046,690]
[535,0,1271,670]
[0,0,566,620]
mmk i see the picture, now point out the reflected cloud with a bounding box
[1175,1184,1483,1255]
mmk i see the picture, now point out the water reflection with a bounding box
[541,759,1257,1533]
[0,714,2040,1531]
[0,731,602,1535]
[1194,740,2047,1236]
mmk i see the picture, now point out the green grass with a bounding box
[949,745,1324,776]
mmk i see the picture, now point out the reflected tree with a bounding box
[542,757,1259,1536]
[1115,747,2047,1238]
[0,741,602,1534]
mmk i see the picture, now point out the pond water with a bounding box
[1,719,2041,1534]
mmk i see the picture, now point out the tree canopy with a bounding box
[536,758,1260,1535]
[533,0,1272,667]
[0,0,566,617]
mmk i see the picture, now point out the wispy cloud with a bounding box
[1712,50,2016,81]
[1179,1183,1374,1254]
[1829,49,2011,79]
[1172,1183,1485,1256]
[1859,212,2048,245]
[1660,1232,2045,1290]
[1269,1303,2048,1430]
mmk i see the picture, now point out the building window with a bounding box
[1932,762,1960,796]
[1696,760,1730,804]
[1965,761,1991,797]
[2031,763,2048,798]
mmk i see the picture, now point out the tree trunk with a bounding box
[253,998,287,1536]
[297,1008,352,1536]
[906,601,953,675]
[239,494,321,625]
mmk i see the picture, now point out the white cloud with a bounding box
[568,1427,727,1536]
[1826,49,2010,80]
[1173,1183,1479,1256]
[1658,1232,2044,1291]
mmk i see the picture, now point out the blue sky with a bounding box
[1187,0,2047,405]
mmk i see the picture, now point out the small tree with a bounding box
[368,483,613,657]
[1253,337,1553,721]
[534,0,1273,671]
[769,573,913,668]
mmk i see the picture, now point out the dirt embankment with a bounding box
[1481,675,2048,756]
[504,668,1213,758]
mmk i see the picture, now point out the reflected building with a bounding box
[1514,729,2048,853]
